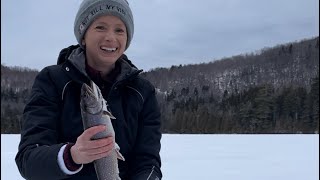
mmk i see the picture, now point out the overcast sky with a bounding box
[1,0,319,71]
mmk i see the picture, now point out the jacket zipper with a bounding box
[146,166,155,180]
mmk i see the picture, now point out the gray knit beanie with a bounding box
[74,0,134,50]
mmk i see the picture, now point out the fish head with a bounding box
[80,81,104,114]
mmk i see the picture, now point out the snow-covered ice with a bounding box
[1,134,319,180]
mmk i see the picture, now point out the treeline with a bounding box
[143,36,319,134]
[159,77,318,134]
[1,65,38,133]
[1,90,28,133]
[1,37,319,134]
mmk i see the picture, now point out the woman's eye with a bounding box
[96,26,105,30]
[115,28,125,33]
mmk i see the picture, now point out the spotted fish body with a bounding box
[80,81,124,180]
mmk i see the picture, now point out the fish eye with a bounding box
[83,92,89,98]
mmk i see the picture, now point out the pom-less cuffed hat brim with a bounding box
[74,0,134,50]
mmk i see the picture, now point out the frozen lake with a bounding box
[1,134,319,180]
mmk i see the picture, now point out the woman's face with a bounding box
[83,15,127,69]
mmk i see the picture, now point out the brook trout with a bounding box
[80,81,125,180]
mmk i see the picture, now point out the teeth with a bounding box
[101,47,117,52]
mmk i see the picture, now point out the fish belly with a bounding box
[94,151,120,180]
[82,113,113,139]
[82,112,120,179]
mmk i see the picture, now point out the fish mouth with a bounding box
[82,82,99,97]
[81,84,98,106]
[80,82,104,114]
[81,83,95,99]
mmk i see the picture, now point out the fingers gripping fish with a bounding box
[80,81,125,180]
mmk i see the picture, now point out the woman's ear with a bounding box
[82,39,86,46]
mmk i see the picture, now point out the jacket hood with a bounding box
[57,45,80,65]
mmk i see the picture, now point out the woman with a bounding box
[15,0,162,179]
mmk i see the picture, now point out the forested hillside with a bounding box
[1,66,38,133]
[1,37,319,134]
[142,37,319,133]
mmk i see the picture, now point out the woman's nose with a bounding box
[104,31,116,42]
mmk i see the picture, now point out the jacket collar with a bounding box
[86,59,121,83]
[56,45,142,83]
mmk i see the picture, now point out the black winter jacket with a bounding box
[15,45,162,180]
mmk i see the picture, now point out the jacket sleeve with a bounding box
[130,84,162,180]
[15,67,70,180]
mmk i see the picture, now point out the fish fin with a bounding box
[104,109,116,119]
[115,143,125,161]
[102,108,116,119]
[102,99,116,119]
[109,113,116,119]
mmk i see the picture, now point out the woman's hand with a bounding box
[70,125,115,164]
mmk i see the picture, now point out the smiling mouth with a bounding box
[100,47,117,52]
